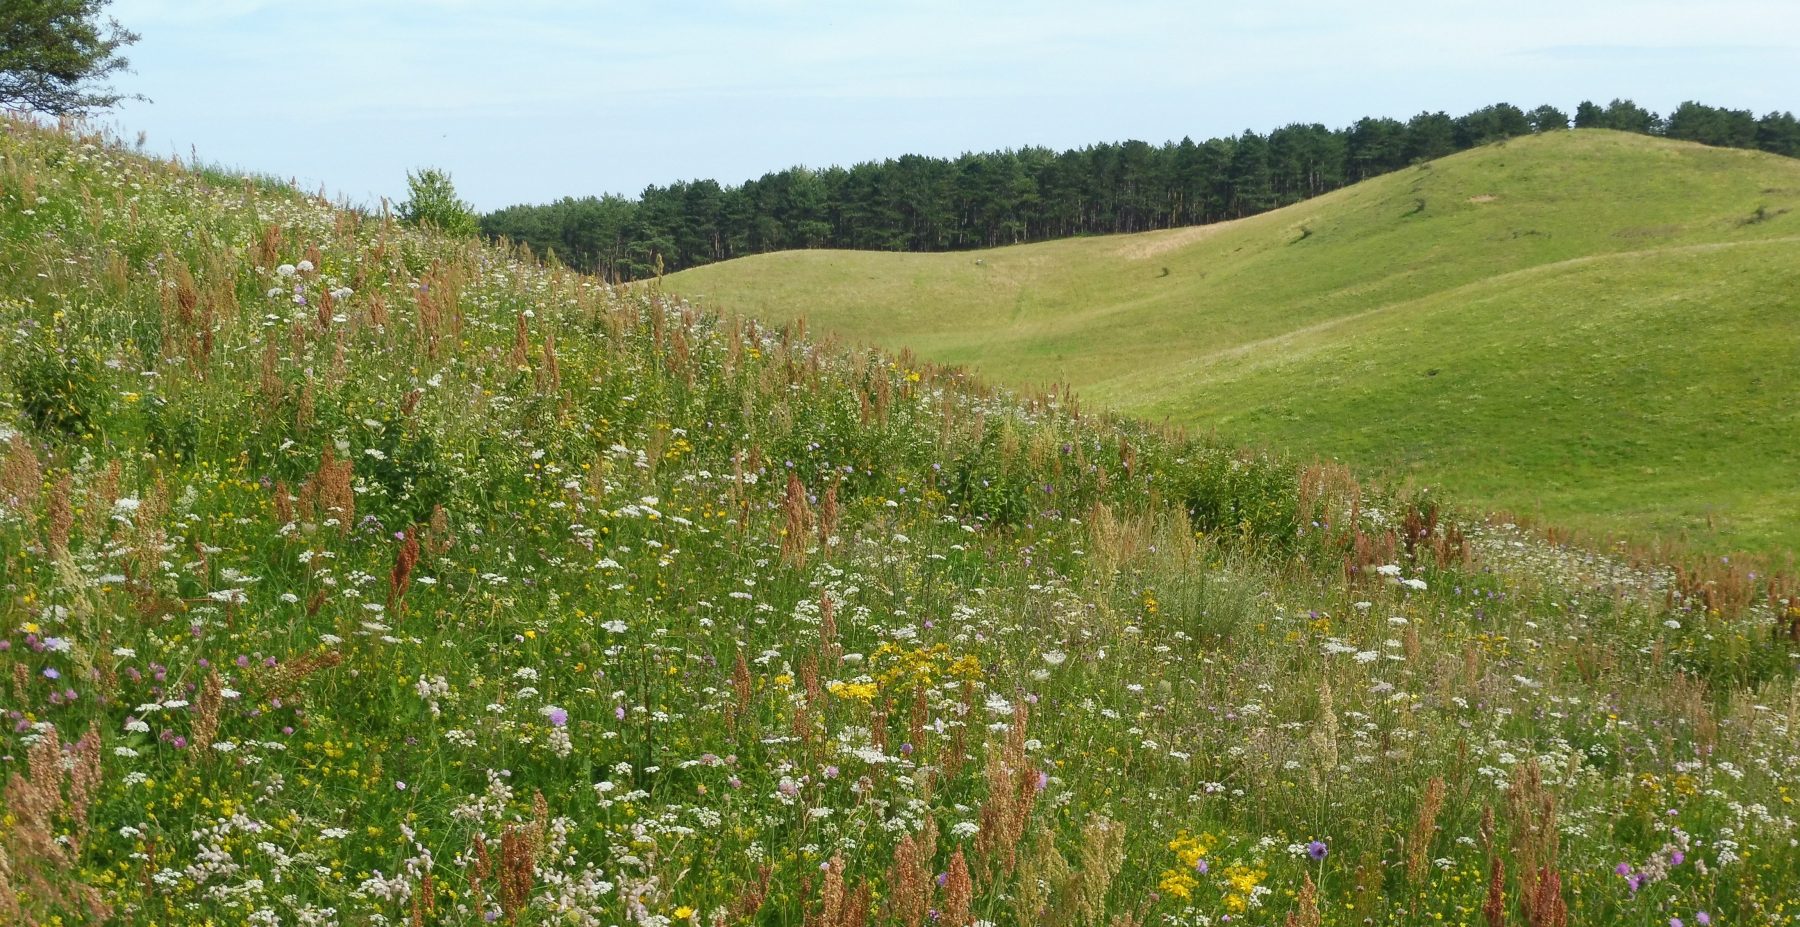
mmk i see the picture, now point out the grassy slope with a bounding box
[664,131,1800,552]
[4,120,1799,927]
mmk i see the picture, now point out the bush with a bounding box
[10,335,108,438]
[397,167,479,237]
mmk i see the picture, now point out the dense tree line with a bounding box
[482,99,1800,281]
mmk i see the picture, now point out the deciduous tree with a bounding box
[0,0,141,116]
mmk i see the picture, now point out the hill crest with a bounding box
[665,130,1800,551]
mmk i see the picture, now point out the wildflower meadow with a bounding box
[2,117,1799,926]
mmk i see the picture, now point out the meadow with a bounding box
[3,117,1800,927]
[663,130,1800,553]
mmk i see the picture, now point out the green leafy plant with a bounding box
[397,167,479,237]
[0,0,143,116]
[10,333,107,437]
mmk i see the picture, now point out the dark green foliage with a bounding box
[358,417,454,525]
[398,168,479,238]
[141,395,198,463]
[0,0,140,116]
[1527,104,1570,133]
[1756,111,1800,157]
[1404,111,1457,163]
[1453,103,1533,147]
[485,97,1797,282]
[9,333,107,437]
[1666,101,1759,148]
[1598,98,1662,134]
[1227,130,1274,217]
[1170,447,1299,548]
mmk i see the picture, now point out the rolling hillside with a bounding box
[663,130,1800,552]
[5,117,1800,927]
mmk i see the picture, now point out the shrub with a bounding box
[397,167,479,237]
[9,334,107,438]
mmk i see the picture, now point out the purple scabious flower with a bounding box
[1307,840,1328,861]
[546,707,568,727]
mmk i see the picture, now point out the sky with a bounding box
[99,0,1800,212]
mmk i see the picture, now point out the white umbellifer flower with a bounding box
[1041,650,1067,666]
[276,264,297,277]
[296,259,314,272]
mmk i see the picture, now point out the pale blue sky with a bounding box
[104,0,1799,211]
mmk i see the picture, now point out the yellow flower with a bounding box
[1167,832,1212,870]
[1158,869,1197,900]
[827,681,879,703]
[1223,863,1265,895]
[672,905,695,920]
[948,654,983,680]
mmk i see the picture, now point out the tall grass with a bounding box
[0,117,1796,926]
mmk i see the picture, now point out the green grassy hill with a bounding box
[664,130,1800,552]
[4,119,1799,927]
